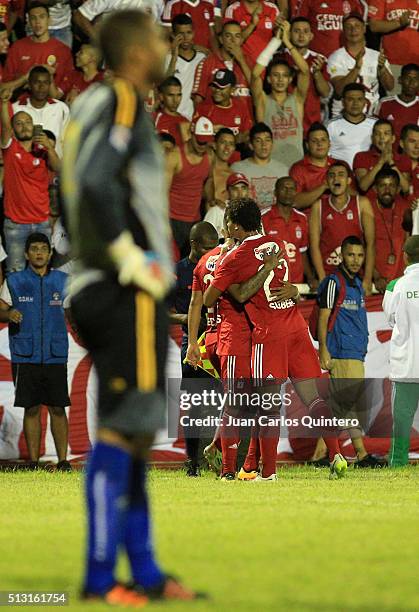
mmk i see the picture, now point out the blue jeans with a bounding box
[4,218,51,274]
[49,26,73,48]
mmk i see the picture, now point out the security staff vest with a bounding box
[7,267,68,364]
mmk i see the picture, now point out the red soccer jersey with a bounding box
[353,147,411,194]
[280,48,330,134]
[153,110,189,147]
[370,193,409,280]
[213,247,252,356]
[2,138,49,223]
[192,50,253,114]
[212,235,307,344]
[194,97,253,137]
[377,96,419,144]
[297,0,364,56]
[192,246,223,343]
[4,37,74,85]
[368,0,419,65]
[224,0,279,64]
[161,0,214,49]
[290,155,338,198]
[261,206,308,283]
[58,69,104,97]
[169,145,210,222]
[319,194,363,273]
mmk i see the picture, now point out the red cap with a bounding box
[226,172,250,187]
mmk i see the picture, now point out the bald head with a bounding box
[404,235,419,264]
[12,111,34,142]
[189,222,219,261]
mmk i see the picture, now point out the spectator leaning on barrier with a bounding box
[0,233,71,471]
[316,235,382,468]
[383,235,419,466]
[0,88,60,273]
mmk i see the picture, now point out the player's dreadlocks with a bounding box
[226,198,262,232]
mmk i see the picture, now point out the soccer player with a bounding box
[62,10,200,604]
[309,162,375,292]
[204,199,344,480]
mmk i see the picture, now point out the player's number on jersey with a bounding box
[262,258,289,303]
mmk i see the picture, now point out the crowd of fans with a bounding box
[0,0,417,295]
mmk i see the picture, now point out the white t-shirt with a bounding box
[327,46,390,117]
[326,115,377,168]
[231,158,288,210]
[413,208,419,236]
[164,50,206,120]
[0,281,12,307]
[12,98,70,157]
[79,0,164,21]
[0,238,6,264]
[204,204,225,237]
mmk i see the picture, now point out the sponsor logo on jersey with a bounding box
[253,241,280,261]
[326,246,342,266]
[206,254,219,272]
[18,296,33,303]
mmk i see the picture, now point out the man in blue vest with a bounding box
[0,232,71,471]
[317,235,382,468]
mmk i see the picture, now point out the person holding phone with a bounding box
[0,88,60,273]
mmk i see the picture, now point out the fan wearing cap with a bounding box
[192,20,252,114]
[166,115,213,258]
[204,171,250,236]
[328,12,394,117]
[194,68,253,144]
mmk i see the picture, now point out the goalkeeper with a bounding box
[62,10,201,605]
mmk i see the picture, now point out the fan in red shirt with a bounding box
[309,162,376,292]
[400,124,419,197]
[161,0,215,51]
[353,119,411,195]
[377,64,419,144]
[166,116,213,257]
[154,76,189,147]
[57,43,104,103]
[204,199,341,479]
[192,20,253,115]
[368,0,419,68]
[296,0,364,57]
[194,68,253,144]
[0,89,61,273]
[224,0,280,65]
[290,122,339,211]
[262,176,316,287]
[4,4,74,88]
[279,17,331,134]
[370,169,410,293]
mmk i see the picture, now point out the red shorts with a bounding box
[251,329,321,385]
[205,339,220,377]
[219,354,251,393]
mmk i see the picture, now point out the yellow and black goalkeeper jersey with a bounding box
[61,77,173,290]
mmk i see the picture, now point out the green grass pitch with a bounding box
[1,466,419,611]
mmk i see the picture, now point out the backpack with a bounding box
[308,271,347,341]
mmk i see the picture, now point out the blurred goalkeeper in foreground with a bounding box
[62,10,202,605]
